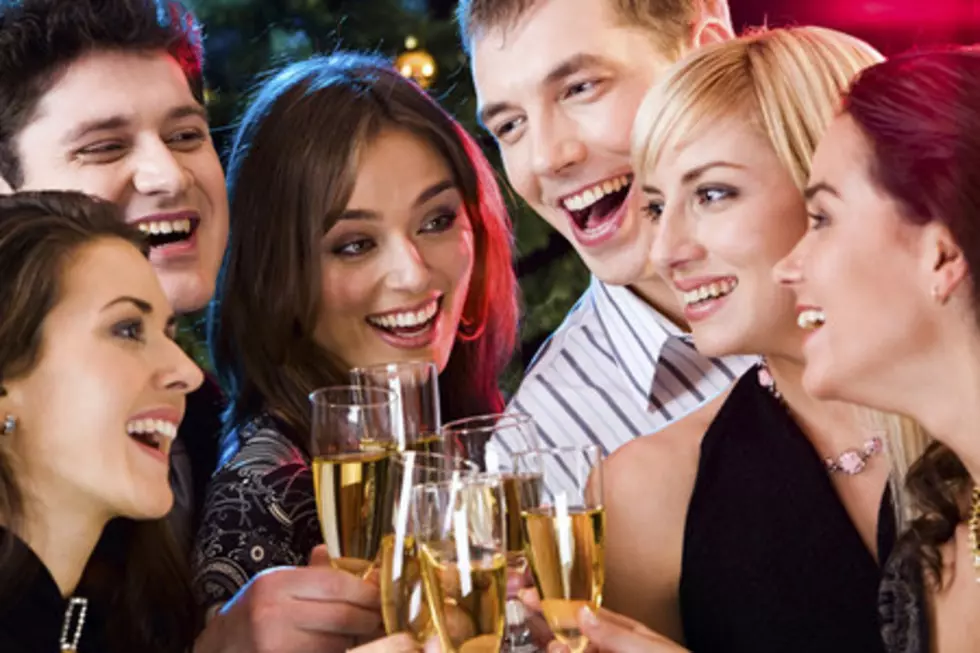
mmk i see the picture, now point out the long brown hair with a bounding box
[842,48,980,583]
[209,52,518,447]
[0,191,195,651]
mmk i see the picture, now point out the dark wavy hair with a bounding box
[208,52,518,450]
[0,191,195,652]
[841,48,980,583]
[0,0,205,188]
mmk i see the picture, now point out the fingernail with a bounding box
[579,605,599,628]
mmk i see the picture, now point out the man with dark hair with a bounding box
[0,2,384,651]
[459,0,754,462]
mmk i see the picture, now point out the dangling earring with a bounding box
[1,414,16,436]
[457,314,484,342]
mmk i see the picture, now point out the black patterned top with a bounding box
[879,542,929,653]
[192,415,321,610]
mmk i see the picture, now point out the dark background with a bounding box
[185,0,980,388]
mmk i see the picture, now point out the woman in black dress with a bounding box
[778,48,980,653]
[577,26,919,653]
[0,191,203,652]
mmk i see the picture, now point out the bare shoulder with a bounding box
[604,387,732,496]
[602,388,731,638]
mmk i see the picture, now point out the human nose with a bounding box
[528,111,587,178]
[131,138,191,198]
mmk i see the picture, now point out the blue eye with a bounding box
[113,318,145,342]
[695,186,736,204]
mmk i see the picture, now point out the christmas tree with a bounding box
[188,0,589,388]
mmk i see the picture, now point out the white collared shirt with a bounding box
[502,277,755,471]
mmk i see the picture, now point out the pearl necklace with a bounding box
[60,596,87,652]
[757,360,884,476]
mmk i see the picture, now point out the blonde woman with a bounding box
[560,26,912,653]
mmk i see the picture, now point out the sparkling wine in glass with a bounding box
[413,473,509,653]
[351,360,442,453]
[309,385,400,577]
[442,413,540,652]
[380,451,478,643]
[514,446,605,653]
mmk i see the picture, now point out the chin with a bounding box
[159,272,215,315]
[584,251,650,287]
[127,488,175,521]
[800,362,842,401]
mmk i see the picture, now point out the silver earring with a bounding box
[2,414,16,436]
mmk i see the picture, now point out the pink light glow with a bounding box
[813,0,978,28]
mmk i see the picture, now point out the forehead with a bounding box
[649,116,779,181]
[58,239,166,313]
[348,129,456,207]
[471,0,667,106]
[27,49,199,135]
[811,114,871,183]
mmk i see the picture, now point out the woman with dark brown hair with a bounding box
[777,48,980,652]
[0,191,203,652]
[193,52,518,616]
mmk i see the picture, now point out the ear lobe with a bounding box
[691,18,734,49]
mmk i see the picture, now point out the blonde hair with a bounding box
[632,25,883,190]
[631,25,932,528]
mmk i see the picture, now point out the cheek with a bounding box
[318,262,374,328]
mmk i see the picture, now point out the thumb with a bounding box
[578,607,687,653]
[308,544,332,567]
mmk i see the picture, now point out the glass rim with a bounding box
[349,360,438,375]
[441,411,533,435]
[308,384,398,408]
[391,450,480,472]
[513,444,603,460]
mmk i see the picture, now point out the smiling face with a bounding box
[471,0,683,286]
[776,114,936,403]
[5,238,203,524]
[315,128,475,373]
[644,116,808,358]
[13,49,229,314]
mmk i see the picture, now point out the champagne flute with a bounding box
[413,473,509,653]
[351,361,442,453]
[514,446,605,653]
[309,385,401,577]
[380,451,479,643]
[442,413,540,652]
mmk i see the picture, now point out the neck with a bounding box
[903,331,980,485]
[631,275,688,329]
[765,354,878,454]
[22,495,107,597]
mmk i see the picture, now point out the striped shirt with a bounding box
[503,277,755,468]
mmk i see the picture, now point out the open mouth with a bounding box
[136,216,200,249]
[561,174,632,234]
[126,418,178,456]
[680,278,739,308]
[797,308,826,331]
[366,297,442,339]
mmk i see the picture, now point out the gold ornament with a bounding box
[395,47,437,89]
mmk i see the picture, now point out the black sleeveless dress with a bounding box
[678,366,893,652]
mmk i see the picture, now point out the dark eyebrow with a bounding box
[804,181,839,201]
[61,103,208,145]
[103,296,152,313]
[477,53,607,127]
[338,180,456,222]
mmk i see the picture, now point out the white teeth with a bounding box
[136,218,193,236]
[367,300,440,331]
[126,418,179,441]
[681,279,738,306]
[562,175,631,212]
[797,309,826,330]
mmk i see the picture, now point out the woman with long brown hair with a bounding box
[193,52,518,616]
[0,191,203,652]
